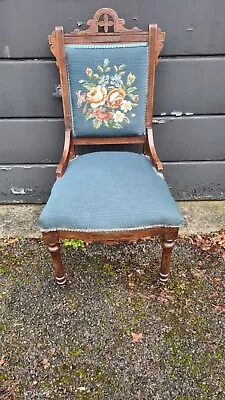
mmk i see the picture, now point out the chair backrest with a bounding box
[49,8,165,143]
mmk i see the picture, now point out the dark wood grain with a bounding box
[56,128,72,178]
[144,128,163,172]
[159,238,176,282]
[72,136,145,145]
[56,227,179,242]
[43,231,66,284]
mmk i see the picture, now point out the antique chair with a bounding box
[38,8,183,285]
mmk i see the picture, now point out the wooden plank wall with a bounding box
[0,0,225,203]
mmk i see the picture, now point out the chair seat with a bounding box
[38,151,183,232]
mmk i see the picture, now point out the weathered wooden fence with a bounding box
[0,0,225,203]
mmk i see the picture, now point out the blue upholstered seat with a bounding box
[38,152,183,232]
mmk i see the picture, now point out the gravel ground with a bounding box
[0,236,225,399]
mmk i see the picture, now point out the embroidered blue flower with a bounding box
[102,59,110,72]
[98,74,110,86]
[110,74,123,87]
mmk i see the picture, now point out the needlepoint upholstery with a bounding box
[65,43,148,137]
[38,152,184,232]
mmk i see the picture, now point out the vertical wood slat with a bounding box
[55,27,71,131]
[146,24,157,128]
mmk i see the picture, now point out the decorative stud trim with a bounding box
[65,43,147,49]
[39,224,180,233]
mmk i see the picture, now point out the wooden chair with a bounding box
[38,8,183,285]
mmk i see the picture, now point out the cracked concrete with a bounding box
[0,201,224,238]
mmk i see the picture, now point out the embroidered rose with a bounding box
[107,88,126,108]
[93,108,112,121]
[86,68,93,76]
[133,95,139,102]
[86,85,107,109]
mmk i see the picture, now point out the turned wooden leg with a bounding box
[48,242,66,285]
[159,238,175,283]
[42,232,66,285]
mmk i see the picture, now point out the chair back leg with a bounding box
[160,233,178,283]
[42,232,66,285]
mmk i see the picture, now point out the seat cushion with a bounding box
[38,152,183,232]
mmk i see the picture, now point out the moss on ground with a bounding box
[0,237,225,399]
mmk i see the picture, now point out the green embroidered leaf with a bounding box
[107,86,115,91]
[104,120,110,128]
[126,87,137,94]
[123,116,130,124]
[118,64,126,71]
[84,108,93,121]
[114,65,118,72]
[85,113,94,121]
[92,74,99,79]
[82,83,95,90]
[93,119,102,129]
[119,71,126,76]
[127,93,135,100]
[107,119,114,128]
[112,123,123,129]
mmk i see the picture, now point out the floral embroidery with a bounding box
[76,59,139,129]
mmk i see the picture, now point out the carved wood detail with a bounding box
[48,31,58,65]
[156,28,165,64]
[160,238,176,282]
[70,8,142,35]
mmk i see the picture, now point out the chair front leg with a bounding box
[159,236,176,283]
[42,232,66,285]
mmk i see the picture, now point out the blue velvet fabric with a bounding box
[65,43,148,137]
[38,152,184,232]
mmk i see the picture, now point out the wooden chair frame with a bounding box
[43,8,179,285]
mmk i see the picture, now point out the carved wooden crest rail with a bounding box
[49,8,165,64]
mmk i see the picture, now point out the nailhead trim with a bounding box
[40,224,180,233]
[65,43,148,49]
